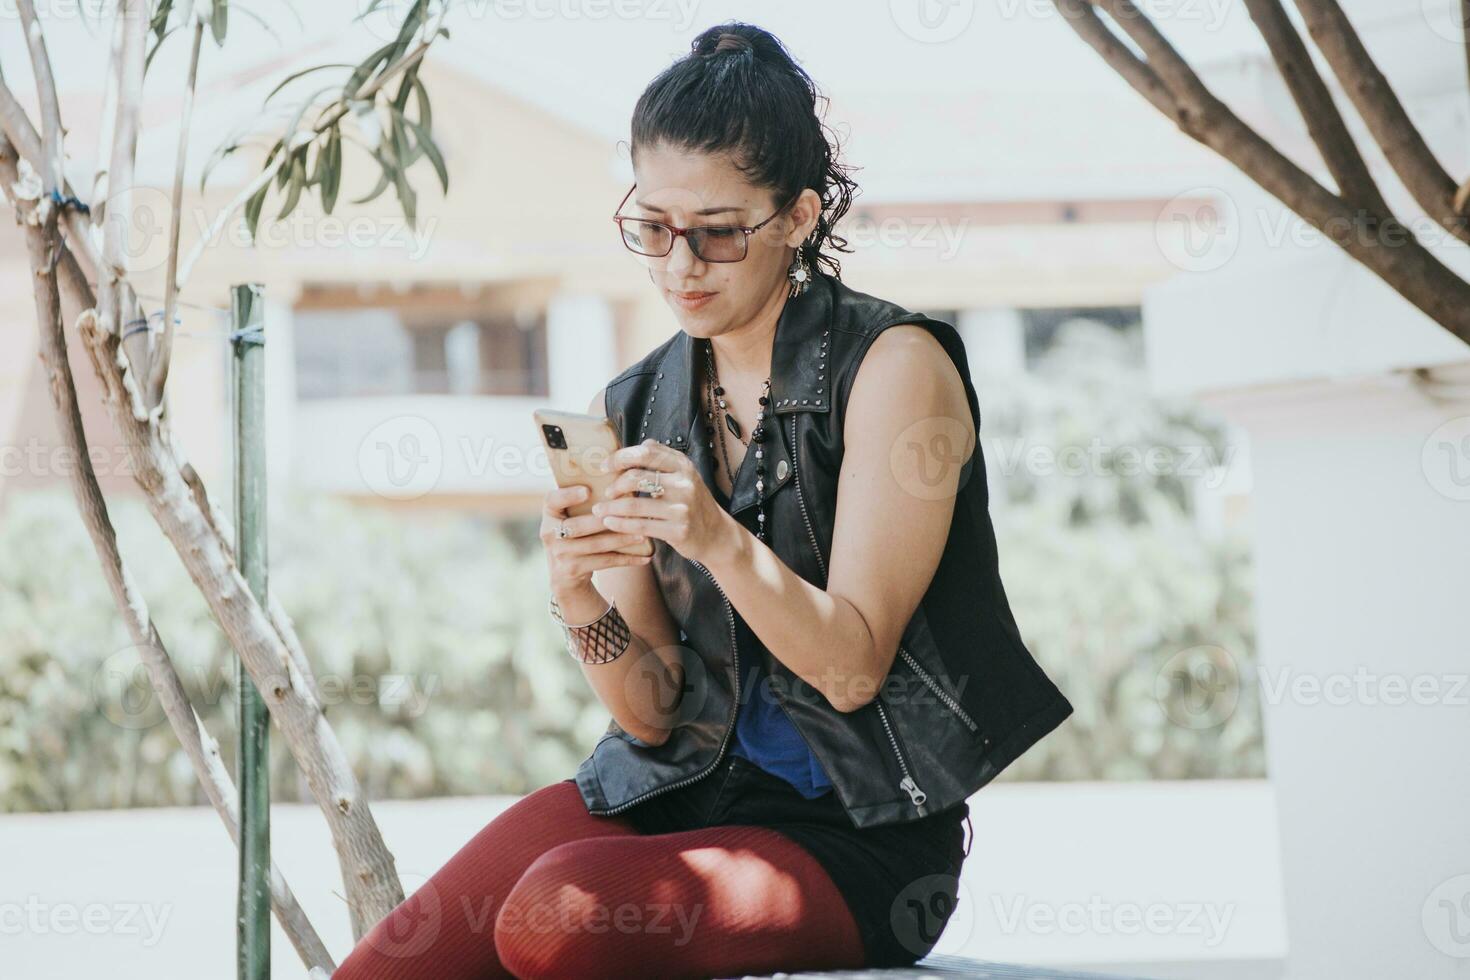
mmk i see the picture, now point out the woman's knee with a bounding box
[493,840,616,977]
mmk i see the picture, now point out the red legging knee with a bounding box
[331,780,866,979]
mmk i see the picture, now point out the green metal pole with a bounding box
[231,283,270,980]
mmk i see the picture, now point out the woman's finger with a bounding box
[606,439,683,477]
[544,484,592,516]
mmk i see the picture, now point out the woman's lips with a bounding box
[670,289,716,311]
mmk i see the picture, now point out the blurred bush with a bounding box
[983,316,1262,782]
[0,489,603,812]
[0,316,1260,812]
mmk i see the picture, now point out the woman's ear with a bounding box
[785,188,823,247]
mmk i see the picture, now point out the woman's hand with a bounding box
[592,439,738,566]
[541,485,653,600]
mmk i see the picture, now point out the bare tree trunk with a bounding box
[52,252,406,938]
[1,138,335,973]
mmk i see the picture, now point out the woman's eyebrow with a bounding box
[635,198,744,217]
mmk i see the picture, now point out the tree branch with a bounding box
[1240,0,1391,217]
[147,11,207,410]
[1055,0,1470,343]
[0,133,335,974]
[1291,0,1470,245]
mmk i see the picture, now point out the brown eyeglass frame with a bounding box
[612,183,799,263]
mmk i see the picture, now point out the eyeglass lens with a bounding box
[619,220,748,262]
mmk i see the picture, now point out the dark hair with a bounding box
[628,21,858,279]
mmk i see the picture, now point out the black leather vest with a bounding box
[573,270,1074,828]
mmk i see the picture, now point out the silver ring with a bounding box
[636,472,665,498]
[556,522,570,539]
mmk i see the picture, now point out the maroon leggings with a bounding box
[331,780,866,979]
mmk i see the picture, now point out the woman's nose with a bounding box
[666,233,702,277]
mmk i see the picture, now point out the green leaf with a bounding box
[345,41,396,98]
[351,149,395,206]
[277,148,307,219]
[199,140,241,193]
[244,182,269,241]
[390,110,415,169]
[393,167,418,231]
[403,116,447,194]
[144,25,181,76]
[210,0,227,45]
[392,63,418,115]
[321,127,342,215]
[150,0,173,36]
[264,63,354,105]
[412,75,432,133]
[387,0,429,66]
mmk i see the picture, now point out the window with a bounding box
[295,304,549,399]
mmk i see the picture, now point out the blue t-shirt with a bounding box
[730,651,833,798]
[708,476,832,797]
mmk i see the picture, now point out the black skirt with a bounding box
[578,752,971,968]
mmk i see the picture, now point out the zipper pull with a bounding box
[900,775,928,806]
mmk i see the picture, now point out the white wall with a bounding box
[1200,376,1470,979]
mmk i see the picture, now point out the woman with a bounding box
[334,21,1072,979]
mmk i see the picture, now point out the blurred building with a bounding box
[0,34,1240,533]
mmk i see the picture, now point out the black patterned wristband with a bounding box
[548,594,632,665]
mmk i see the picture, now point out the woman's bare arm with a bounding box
[698,325,975,711]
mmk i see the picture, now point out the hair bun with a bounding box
[709,32,752,56]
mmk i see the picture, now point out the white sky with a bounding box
[0,0,1459,200]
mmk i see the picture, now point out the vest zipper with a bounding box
[791,412,929,813]
[591,557,740,816]
[789,413,827,584]
[898,645,980,733]
[873,697,928,810]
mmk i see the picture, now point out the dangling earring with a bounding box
[787,234,814,298]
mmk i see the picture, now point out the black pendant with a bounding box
[724,412,741,439]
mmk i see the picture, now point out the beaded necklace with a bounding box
[701,337,773,543]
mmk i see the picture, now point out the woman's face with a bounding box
[627,142,819,338]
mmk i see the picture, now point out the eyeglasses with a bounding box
[612,184,797,263]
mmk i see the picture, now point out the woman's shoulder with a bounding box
[604,329,681,396]
[823,276,970,414]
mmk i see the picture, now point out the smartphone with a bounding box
[534,408,655,558]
